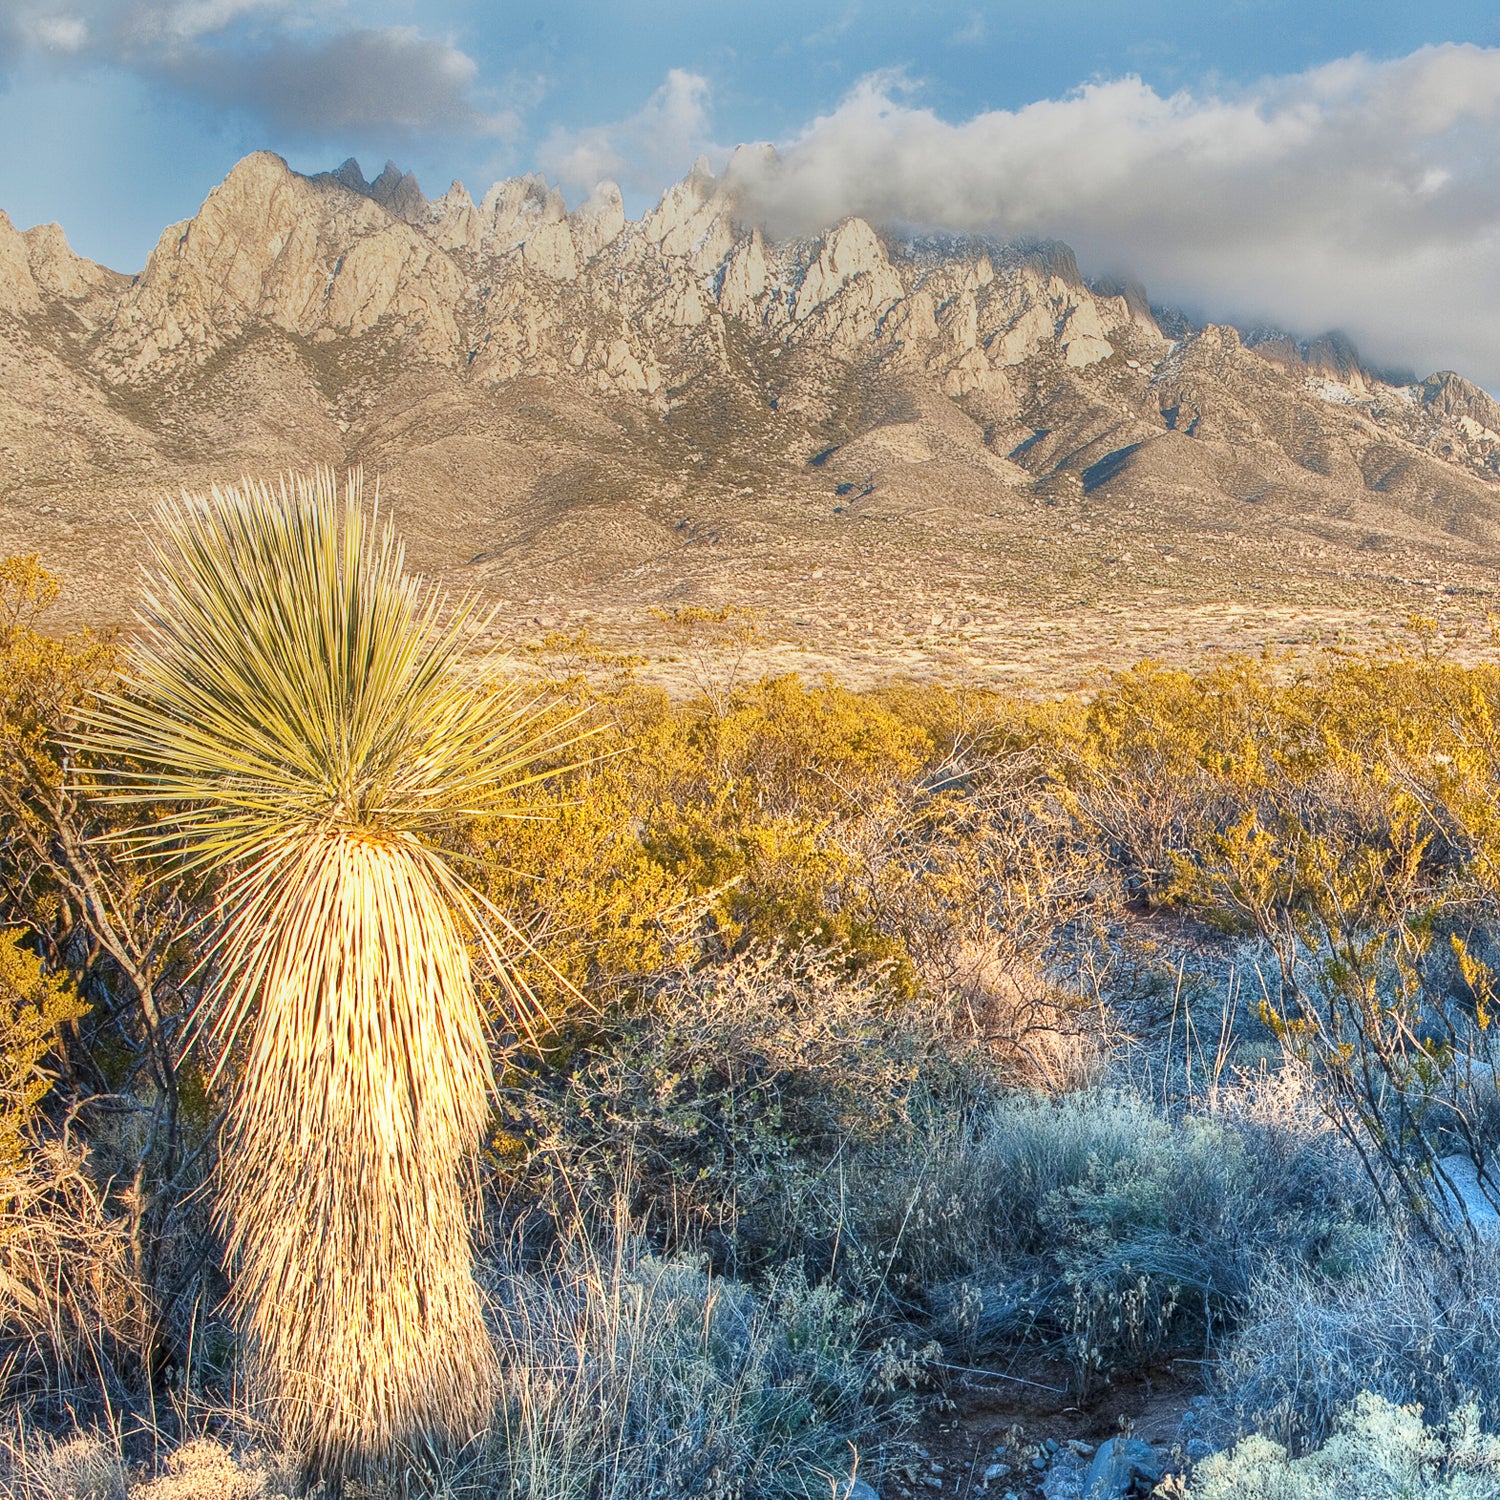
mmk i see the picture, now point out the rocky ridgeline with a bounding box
[8,147,1500,661]
[73,151,1151,405]
[0,209,125,322]
[3,149,1496,486]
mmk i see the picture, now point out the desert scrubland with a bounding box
[5,473,1500,1498]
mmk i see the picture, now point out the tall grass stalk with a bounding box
[82,470,585,1481]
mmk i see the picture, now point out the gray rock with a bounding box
[1083,1437,1163,1499]
[1040,1449,1090,1500]
[1436,1154,1500,1239]
[1041,1468,1086,1500]
[840,1481,880,1500]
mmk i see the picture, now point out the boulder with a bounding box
[1084,1436,1163,1499]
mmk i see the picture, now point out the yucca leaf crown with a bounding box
[86,469,569,868]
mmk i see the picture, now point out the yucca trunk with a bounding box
[222,830,496,1470]
[81,471,581,1482]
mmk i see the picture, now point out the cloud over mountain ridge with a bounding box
[557,45,1500,391]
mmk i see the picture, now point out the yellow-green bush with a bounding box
[0,933,84,1172]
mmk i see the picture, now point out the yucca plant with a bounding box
[82,470,585,1481]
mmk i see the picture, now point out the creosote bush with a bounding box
[0,932,85,1172]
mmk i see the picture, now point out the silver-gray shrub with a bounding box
[477,1233,917,1500]
[1219,1236,1500,1451]
[1187,1392,1500,1500]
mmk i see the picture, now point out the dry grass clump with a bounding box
[82,471,585,1481]
[474,1227,906,1500]
[0,1432,303,1500]
[0,1136,152,1413]
[1219,1236,1500,1451]
[0,1433,127,1500]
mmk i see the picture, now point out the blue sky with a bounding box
[4,2,1500,383]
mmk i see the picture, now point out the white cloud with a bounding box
[25,14,89,50]
[163,25,517,136]
[724,45,1500,386]
[3,1,515,139]
[539,68,716,195]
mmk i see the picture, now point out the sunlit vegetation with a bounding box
[4,500,1500,1495]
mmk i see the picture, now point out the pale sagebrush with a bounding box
[1187,1393,1500,1500]
[81,471,587,1480]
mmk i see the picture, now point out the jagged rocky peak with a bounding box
[0,209,43,317]
[327,157,372,195]
[572,181,626,262]
[320,156,428,223]
[98,149,468,379]
[1239,325,1416,392]
[220,149,299,196]
[1016,239,1083,287]
[793,216,901,320]
[0,207,122,322]
[643,155,739,271]
[368,160,427,221]
[1420,372,1500,435]
[1090,275,1159,335]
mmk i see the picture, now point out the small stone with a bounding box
[983,1463,1011,1482]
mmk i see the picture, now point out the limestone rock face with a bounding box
[0,211,42,318]
[100,152,465,379]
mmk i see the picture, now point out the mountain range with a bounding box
[3,150,1499,686]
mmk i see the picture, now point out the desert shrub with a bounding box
[471,668,1118,1017]
[0,933,85,1170]
[0,932,147,1410]
[1187,1392,1500,1499]
[0,1432,302,1500]
[477,1232,914,1500]
[508,947,999,1275]
[0,1135,155,1415]
[0,1433,128,1500]
[898,1082,1380,1388]
[1219,1236,1500,1450]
